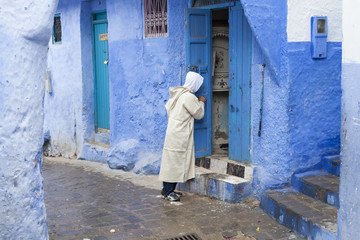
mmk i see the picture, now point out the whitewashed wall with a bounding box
[343,0,360,63]
[287,0,342,42]
[339,1,360,239]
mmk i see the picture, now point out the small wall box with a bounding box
[311,16,327,59]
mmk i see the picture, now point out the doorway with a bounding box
[92,11,110,131]
[212,9,229,155]
[186,5,252,163]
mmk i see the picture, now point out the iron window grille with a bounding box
[52,14,62,44]
[144,0,168,38]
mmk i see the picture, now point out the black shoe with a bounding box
[166,192,180,201]
[161,190,183,198]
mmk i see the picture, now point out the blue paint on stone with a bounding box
[251,41,341,197]
[105,0,188,173]
[292,170,339,208]
[241,0,287,83]
[261,188,337,240]
[322,155,340,177]
[45,0,188,175]
[107,139,140,170]
[0,1,58,238]
[178,172,251,203]
[45,0,342,206]
[45,0,84,158]
[91,0,106,11]
[338,63,360,240]
[288,42,342,170]
[78,144,109,163]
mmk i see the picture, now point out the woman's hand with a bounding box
[198,95,207,103]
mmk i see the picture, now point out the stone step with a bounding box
[95,130,110,145]
[78,142,110,163]
[292,171,340,208]
[261,189,337,240]
[322,155,340,177]
[195,155,253,180]
[177,167,251,203]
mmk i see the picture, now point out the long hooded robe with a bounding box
[159,72,205,183]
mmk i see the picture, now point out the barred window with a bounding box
[144,0,167,38]
[53,14,62,44]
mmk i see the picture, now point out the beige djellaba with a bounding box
[159,86,204,183]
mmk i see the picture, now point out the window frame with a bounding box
[52,13,62,44]
[143,0,168,38]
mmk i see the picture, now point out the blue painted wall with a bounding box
[105,0,188,172]
[243,0,292,196]
[45,0,108,158]
[338,63,360,238]
[0,1,58,238]
[45,0,83,157]
[45,0,342,197]
[338,3,360,237]
[287,42,341,170]
[46,0,188,172]
[241,0,341,196]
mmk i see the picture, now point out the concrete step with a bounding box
[177,167,251,203]
[195,155,253,180]
[322,155,340,177]
[292,171,339,208]
[261,189,337,240]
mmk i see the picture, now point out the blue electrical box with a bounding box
[311,16,327,59]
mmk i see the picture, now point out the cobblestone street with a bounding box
[43,157,301,240]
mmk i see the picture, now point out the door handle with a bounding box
[104,59,109,64]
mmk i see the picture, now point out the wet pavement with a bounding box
[43,157,302,240]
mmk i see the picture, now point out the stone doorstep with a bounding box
[94,131,110,145]
[292,171,340,208]
[195,155,254,180]
[261,189,338,239]
[177,167,252,203]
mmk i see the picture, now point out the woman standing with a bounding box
[159,71,207,201]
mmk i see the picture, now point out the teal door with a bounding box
[229,5,252,162]
[93,12,110,130]
[185,9,212,158]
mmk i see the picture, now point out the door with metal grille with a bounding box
[93,12,110,130]
[185,8,212,158]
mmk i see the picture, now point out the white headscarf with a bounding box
[183,71,204,93]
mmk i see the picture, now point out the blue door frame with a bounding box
[92,11,110,131]
[186,4,252,162]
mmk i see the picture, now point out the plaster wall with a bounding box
[287,0,342,42]
[338,1,360,238]
[45,0,83,157]
[286,0,342,172]
[287,42,341,172]
[240,0,291,195]
[45,0,106,158]
[44,0,342,197]
[241,0,341,195]
[105,0,188,172]
[342,1,360,64]
[0,0,58,238]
